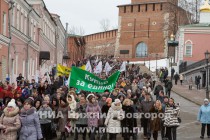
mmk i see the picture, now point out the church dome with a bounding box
[200,0,210,12]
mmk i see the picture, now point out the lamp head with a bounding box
[205,50,210,60]
[9,0,15,5]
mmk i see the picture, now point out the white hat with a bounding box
[7,99,17,108]
[204,98,209,102]
[86,93,95,102]
[114,99,121,104]
[127,89,131,93]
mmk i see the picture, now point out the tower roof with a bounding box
[200,0,210,12]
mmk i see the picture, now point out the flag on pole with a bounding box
[94,61,103,74]
[104,62,112,76]
[46,72,52,84]
[85,60,92,73]
[119,61,126,72]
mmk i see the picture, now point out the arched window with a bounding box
[136,42,148,58]
[185,40,192,56]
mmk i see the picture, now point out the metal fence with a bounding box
[179,59,207,73]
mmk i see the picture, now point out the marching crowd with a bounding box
[0,60,209,140]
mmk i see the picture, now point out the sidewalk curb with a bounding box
[172,89,202,106]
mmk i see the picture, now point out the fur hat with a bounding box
[86,93,95,102]
[114,99,121,104]
[7,99,17,108]
[204,98,209,102]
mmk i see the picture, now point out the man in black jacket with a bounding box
[16,73,24,85]
[165,77,173,98]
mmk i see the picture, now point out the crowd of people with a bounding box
[0,60,185,140]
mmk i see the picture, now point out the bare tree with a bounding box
[99,19,110,32]
[68,26,85,36]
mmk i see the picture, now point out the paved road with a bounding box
[57,91,202,140]
[170,91,201,140]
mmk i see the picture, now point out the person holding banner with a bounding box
[86,94,101,140]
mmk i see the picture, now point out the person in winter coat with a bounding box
[164,77,173,98]
[57,96,70,140]
[131,80,138,93]
[51,97,59,139]
[121,99,137,140]
[0,99,21,140]
[38,100,53,140]
[149,100,163,140]
[174,73,179,85]
[164,98,180,140]
[153,82,164,100]
[104,99,124,140]
[19,97,43,140]
[67,94,77,128]
[197,98,210,139]
[188,77,193,90]
[74,95,87,140]
[140,92,155,139]
[101,98,112,140]
[21,84,31,99]
[110,90,118,102]
[86,94,101,140]
[179,74,184,85]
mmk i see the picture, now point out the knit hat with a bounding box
[204,98,209,102]
[7,99,17,108]
[86,93,95,102]
[24,97,34,106]
[114,99,121,104]
[106,98,112,103]
[127,89,131,93]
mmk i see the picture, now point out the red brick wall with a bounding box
[67,36,85,67]
[116,1,189,60]
[84,29,117,57]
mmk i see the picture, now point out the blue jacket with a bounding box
[197,103,210,124]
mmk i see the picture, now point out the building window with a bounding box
[33,24,36,41]
[153,4,155,11]
[24,16,27,35]
[124,6,126,13]
[20,13,23,32]
[138,5,140,12]
[131,5,133,12]
[3,12,7,36]
[12,7,15,26]
[145,4,148,11]
[136,42,148,58]
[185,41,192,56]
[160,3,163,10]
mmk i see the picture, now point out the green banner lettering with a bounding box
[69,67,120,93]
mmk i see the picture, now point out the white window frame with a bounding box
[185,40,193,56]
[33,23,36,41]
[24,15,27,35]
[3,12,7,36]
[16,9,20,30]
[20,12,23,32]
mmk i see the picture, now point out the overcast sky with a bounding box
[43,0,131,35]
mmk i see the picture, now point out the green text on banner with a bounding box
[69,67,120,93]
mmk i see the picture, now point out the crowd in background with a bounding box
[0,57,184,140]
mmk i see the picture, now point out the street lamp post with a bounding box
[205,50,210,99]
[156,54,158,76]
[149,57,150,71]
[8,0,15,82]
